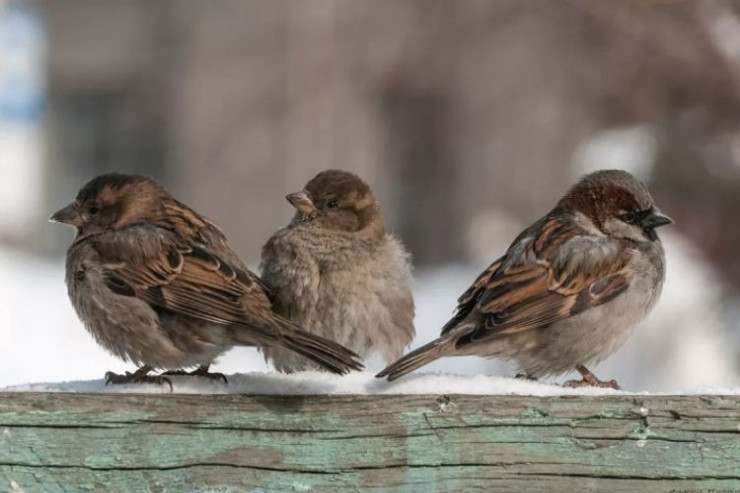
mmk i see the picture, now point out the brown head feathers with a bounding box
[291,170,383,236]
[557,170,655,228]
[74,173,163,204]
[52,173,215,241]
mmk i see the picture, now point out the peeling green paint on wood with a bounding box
[1,393,740,492]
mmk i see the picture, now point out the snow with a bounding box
[0,371,616,395]
[1,372,736,396]
[1,229,739,395]
[5,371,740,396]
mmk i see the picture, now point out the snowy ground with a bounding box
[1,230,738,394]
[6,371,740,396]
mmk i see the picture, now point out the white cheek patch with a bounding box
[603,217,647,242]
[572,211,605,236]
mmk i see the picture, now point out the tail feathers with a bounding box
[377,338,452,381]
[228,316,364,375]
[276,319,364,375]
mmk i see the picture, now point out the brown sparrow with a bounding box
[378,169,672,389]
[260,170,415,372]
[51,173,363,387]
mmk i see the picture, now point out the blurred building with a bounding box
[20,0,740,281]
[2,0,740,389]
[0,0,45,247]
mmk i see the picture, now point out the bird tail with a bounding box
[376,338,453,381]
[273,318,365,375]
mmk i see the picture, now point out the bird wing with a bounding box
[448,215,631,348]
[92,225,277,337]
[439,258,503,336]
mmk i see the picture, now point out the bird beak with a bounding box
[643,209,674,229]
[286,191,318,216]
[49,202,80,226]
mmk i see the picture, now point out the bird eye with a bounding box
[620,211,637,224]
[326,200,338,209]
[88,205,100,215]
[621,209,653,225]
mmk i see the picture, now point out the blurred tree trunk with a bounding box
[382,90,461,265]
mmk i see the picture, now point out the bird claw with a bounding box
[200,371,228,384]
[515,373,538,381]
[564,377,620,390]
[104,371,173,391]
[104,370,128,386]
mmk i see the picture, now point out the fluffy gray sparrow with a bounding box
[260,170,415,372]
[378,169,672,389]
[51,173,363,386]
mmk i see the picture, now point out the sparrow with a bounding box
[51,173,363,387]
[260,170,415,372]
[378,169,672,389]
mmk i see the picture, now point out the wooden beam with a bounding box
[2,393,740,492]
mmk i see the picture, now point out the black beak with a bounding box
[49,203,79,225]
[642,209,673,230]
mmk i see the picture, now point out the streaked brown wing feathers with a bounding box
[457,259,503,306]
[454,216,631,346]
[440,258,503,336]
[156,252,272,327]
[100,237,272,329]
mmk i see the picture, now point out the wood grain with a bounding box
[1,393,739,492]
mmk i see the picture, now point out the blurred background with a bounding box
[2,0,739,391]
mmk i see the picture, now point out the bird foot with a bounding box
[564,376,620,390]
[161,367,228,384]
[564,364,621,390]
[515,373,538,381]
[105,370,173,391]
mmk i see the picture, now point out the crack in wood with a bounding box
[6,460,738,478]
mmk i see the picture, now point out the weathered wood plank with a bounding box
[1,393,739,492]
